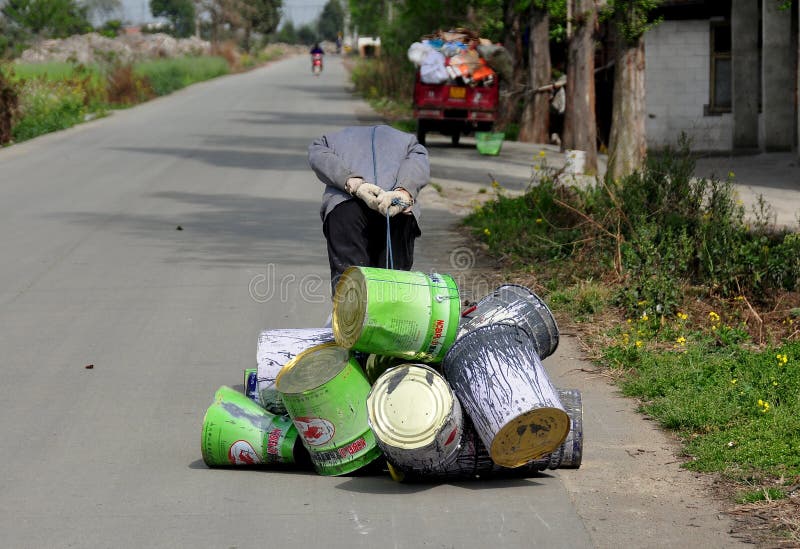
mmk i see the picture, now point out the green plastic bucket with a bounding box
[201,386,302,467]
[275,343,382,476]
[475,132,505,156]
[332,267,460,363]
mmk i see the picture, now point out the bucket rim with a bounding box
[331,266,367,348]
[275,342,351,394]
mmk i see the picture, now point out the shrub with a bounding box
[0,64,19,144]
[12,79,86,142]
[134,56,229,96]
[463,136,800,321]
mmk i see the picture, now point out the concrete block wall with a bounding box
[645,20,733,151]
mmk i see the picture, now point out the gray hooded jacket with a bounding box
[308,125,430,221]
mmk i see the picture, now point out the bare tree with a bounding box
[606,0,661,180]
[498,0,527,129]
[562,0,598,173]
[518,4,551,143]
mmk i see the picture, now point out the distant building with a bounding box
[644,0,798,155]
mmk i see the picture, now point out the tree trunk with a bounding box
[243,22,252,52]
[562,0,598,173]
[518,7,551,143]
[497,1,526,129]
[607,18,646,180]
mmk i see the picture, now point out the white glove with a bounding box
[345,177,364,195]
[354,182,383,211]
[378,189,413,217]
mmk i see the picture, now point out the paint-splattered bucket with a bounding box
[275,343,382,476]
[388,388,582,482]
[459,284,559,360]
[243,368,258,403]
[332,266,460,363]
[536,388,583,469]
[443,323,569,468]
[367,364,463,474]
[256,328,334,414]
[201,386,304,467]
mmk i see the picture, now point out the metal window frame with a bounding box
[709,20,732,113]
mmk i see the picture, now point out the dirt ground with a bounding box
[417,171,800,548]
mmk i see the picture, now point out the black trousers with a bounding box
[323,199,421,296]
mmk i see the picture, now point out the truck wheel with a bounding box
[416,124,426,146]
[451,132,461,147]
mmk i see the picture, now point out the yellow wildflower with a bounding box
[709,311,720,322]
[677,312,688,320]
[641,313,649,321]
[535,218,543,224]
[728,171,735,179]
[676,336,686,345]
[539,150,546,157]
[730,378,737,384]
[777,353,788,364]
[635,340,643,348]
[483,228,491,236]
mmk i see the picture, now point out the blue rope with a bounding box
[385,213,393,269]
[372,126,395,270]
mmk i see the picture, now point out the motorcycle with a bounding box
[311,54,323,75]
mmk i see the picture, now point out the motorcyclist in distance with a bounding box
[310,42,324,55]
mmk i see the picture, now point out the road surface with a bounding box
[0,54,746,548]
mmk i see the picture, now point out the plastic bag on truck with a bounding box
[408,42,433,66]
[420,50,449,84]
[477,44,513,82]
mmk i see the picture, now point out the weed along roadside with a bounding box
[0,38,301,147]
[456,142,800,546]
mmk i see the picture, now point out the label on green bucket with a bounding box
[201,386,299,467]
[356,269,460,363]
[279,352,382,476]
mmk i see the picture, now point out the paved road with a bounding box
[0,55,601,548]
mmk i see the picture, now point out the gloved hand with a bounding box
[353,182,383,211]
[378,189,413,217]
[345,177,365,195]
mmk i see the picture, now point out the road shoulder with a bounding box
[417,148,749,547]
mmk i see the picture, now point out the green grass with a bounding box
[134,56,229,96]
[603,337,800,479]
[11,61,101,83]
[462,141,800,517]
[5,56,234,144]
[12,79,87,142]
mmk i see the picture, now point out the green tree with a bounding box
[150,0,196,37]
[241,0,282,51]
[2,0,91,38]
[297,23,317,45]
[348,0,386,36]
[275,20,298,43]
[317,0,344,42]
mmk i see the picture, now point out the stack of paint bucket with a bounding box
[362,278,582,481]
[199,266,583,481]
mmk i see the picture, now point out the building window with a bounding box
[709,21,732,113]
